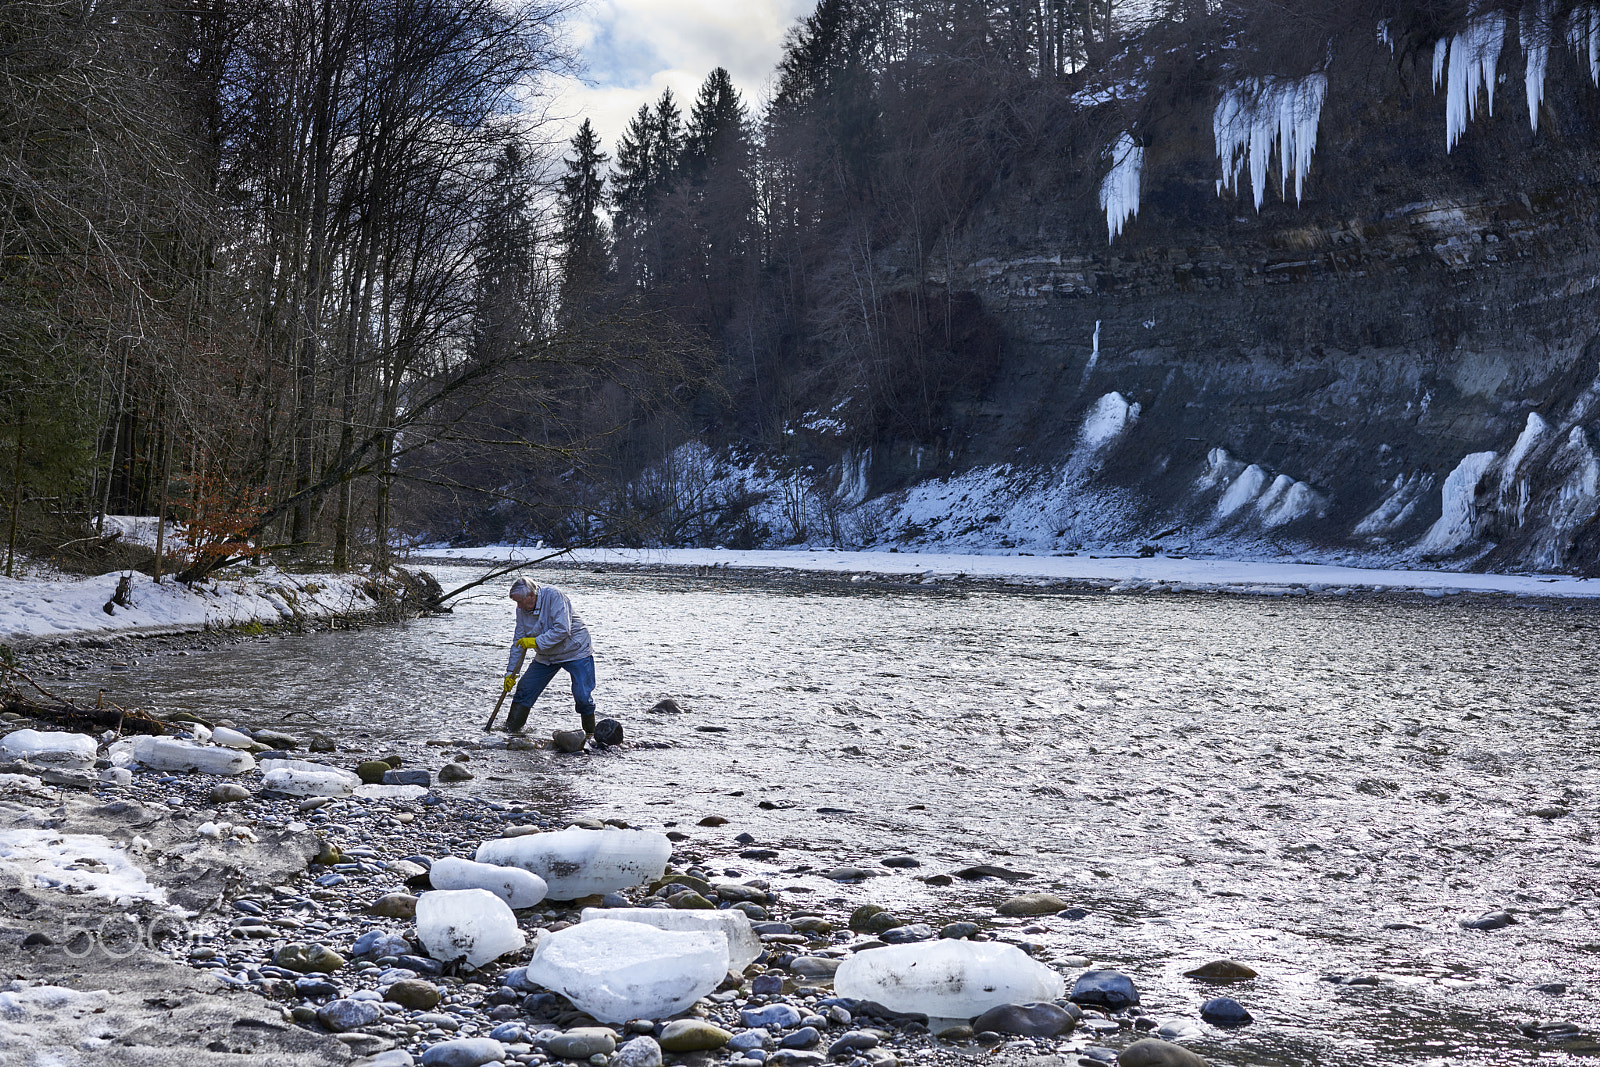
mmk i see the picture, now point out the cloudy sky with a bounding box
[545,0,817,155]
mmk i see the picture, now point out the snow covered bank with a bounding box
[0,567,388,648]
[415,545,1600,599]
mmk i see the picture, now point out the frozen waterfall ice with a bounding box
[1098,133,1143,242]
[474,827,671,899]
[580,907,761,972]
[130,736,256,775]
[415,888,526,968]
[1214,74,1326,211]
[430,856,548,909]
[521,918,729,1022]
[832,940,1064,1019]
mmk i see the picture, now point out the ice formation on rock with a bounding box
[474,828,670,899]
[1437,12,1507,151]
[1354,471,1434,539]
[832,940,1064,1019]
[1522,0,1556,132]
[1415,451,1498,556]
[1569,3,1600,83]
[0,730,97,768]
[521,919,729,1022]
[1214,74,1327,211]
[430,856,548,909]
[1098,133,1143,242]
[580,907,761,972]
[130,736,255,775]
[415,889,526,968]
[1078,392,1140,453]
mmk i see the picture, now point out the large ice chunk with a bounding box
[431,856,548,908]
[581,906,760,972]
[475,828,671,899]
[259,757,359,783]
[833,940,1065,1019]
[522,918,728,1022]
[415,889,526,968]
[211,727,254,749]
[0,730,98,768]
[261,767,355,797]
[130,736,256,775]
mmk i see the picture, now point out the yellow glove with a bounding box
[516,637,539,652]
[502,674,516,694]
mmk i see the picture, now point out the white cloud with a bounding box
[544,0,815,153]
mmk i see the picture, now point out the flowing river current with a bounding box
[49,564,1600,1067]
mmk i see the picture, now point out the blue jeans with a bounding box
[514,655,596,717]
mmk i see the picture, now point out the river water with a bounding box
[55,565,1600,1067]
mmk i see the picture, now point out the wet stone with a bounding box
[383,768,431,787]
[878,924,934,944]
[385,979,443,1010]
[418,1038,505,1067]
[1183,960,1257,981]
[751,974,784,996]
[1460,910,1516,930]
[1118,1038,1211,1067]
[369,893,419,918]
[275,942,345,973]
[1199,997,1252,1026]
[939,922,980,940]
[971,1002,1077,1037]
[545,1027,617,1058]
[996,892,1068,917]
[209,783,250,803]
[1071,970,1141,1011]
[551,729,587,753]
[741,1004,804,1030]
[659,1019,733,1052]
[318,998,385,1031]
[358,760,394,784]
[615,1035,663,1067]
[438,762,473,782]
[778,1026,820,1049]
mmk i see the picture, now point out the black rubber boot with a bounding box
[579,711,596,736]
[505,702,532,733]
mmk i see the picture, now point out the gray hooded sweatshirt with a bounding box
[508,584,593,671]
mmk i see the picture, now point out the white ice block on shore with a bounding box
[522,918,728,1022]
[0,730,98,768]
[130,736,256,776]
[261,768,354,797]
[475,828,671,899]
[430,856,548,908]
[581,906,760,972]
[415,888,526,968]
[833,940,1064,1019]
[259,758,359,784]
[211,727,254,749]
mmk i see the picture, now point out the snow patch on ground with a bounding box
[0,565,378,646]
[0,830,166,907]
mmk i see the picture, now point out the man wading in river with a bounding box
[502,577,598,739]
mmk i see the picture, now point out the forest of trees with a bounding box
[0,0,1556,569]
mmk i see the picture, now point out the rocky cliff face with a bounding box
[909,26,1600,574]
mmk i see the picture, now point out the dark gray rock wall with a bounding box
[926,39,1600,573]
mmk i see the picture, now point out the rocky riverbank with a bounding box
[0,704,1267,1067]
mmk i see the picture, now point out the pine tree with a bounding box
[471,142,538,362]
[555,118,610,316]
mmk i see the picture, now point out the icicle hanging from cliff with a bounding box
[1567,3,1600,84]
[1213,74,1327,212]
[1099,133,1143,243]
[1522,0,1556,133]
[1437,11,1506,152]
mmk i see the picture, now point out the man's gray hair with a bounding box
[509,577,535,596]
